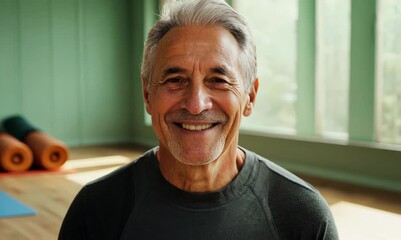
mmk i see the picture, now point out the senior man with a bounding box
[59,0,338,239]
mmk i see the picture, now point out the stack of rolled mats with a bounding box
[0,115,68,173]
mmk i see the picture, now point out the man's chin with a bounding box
[171,148,221,166]
[176,157,217,166]
[167,138,225,166]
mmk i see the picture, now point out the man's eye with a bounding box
[163,77,187,90]
[211,78,227,83]
[209,78,230,88]
[163,77,187,85]
[165,77,182,84]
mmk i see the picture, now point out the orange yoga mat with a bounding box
[24,131,69,170]
[0,132,33,172]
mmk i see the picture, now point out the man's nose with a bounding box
[181,83,213,115]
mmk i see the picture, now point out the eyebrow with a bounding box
[161,67,187,79]
[211,66,231,76]
[161,65,235,79]
[210,66,236,79]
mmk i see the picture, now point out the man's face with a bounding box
[143,25,257,166]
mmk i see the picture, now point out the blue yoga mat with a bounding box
[0,191,37,218]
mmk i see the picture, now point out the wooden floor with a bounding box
[0,144,400,240]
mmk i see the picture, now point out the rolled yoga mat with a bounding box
[3,115,69,170]
[0,131,33,172]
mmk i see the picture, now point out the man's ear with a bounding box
[243,79,259,117]
[142,75,152,115]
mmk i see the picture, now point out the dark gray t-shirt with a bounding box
[59,147,338,240]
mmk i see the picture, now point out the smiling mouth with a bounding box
[177,123,215,131]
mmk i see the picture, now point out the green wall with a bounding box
[239,131,401,192]
[0,0,133,145]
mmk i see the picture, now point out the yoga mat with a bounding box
[3,115,69,170]
[25,131,68,170]
[0,166,76,178]
[0,190,37,218]
[2,115,37,141]
[0,131,33,172]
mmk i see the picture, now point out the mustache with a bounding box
[166,109,228,122]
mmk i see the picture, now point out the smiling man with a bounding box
[59,0,338,239]
[144,24,255,192]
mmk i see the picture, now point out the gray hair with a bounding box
[141,0,257,92]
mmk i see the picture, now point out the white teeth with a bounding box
[182,123,213,131]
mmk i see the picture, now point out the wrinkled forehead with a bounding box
[153,25,242,76]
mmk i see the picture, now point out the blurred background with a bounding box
[0,0,400,239]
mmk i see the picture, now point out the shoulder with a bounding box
[59,148,156,239]
[244,149,316,195]
[81,148,155,199]
[245,149,338,239]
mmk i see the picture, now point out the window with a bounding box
[376,0,401,145]
[233,0,298,134]
[154,0,401,147]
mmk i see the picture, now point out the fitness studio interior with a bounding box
[0,0,400,239]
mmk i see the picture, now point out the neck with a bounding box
[157,146,245,193]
